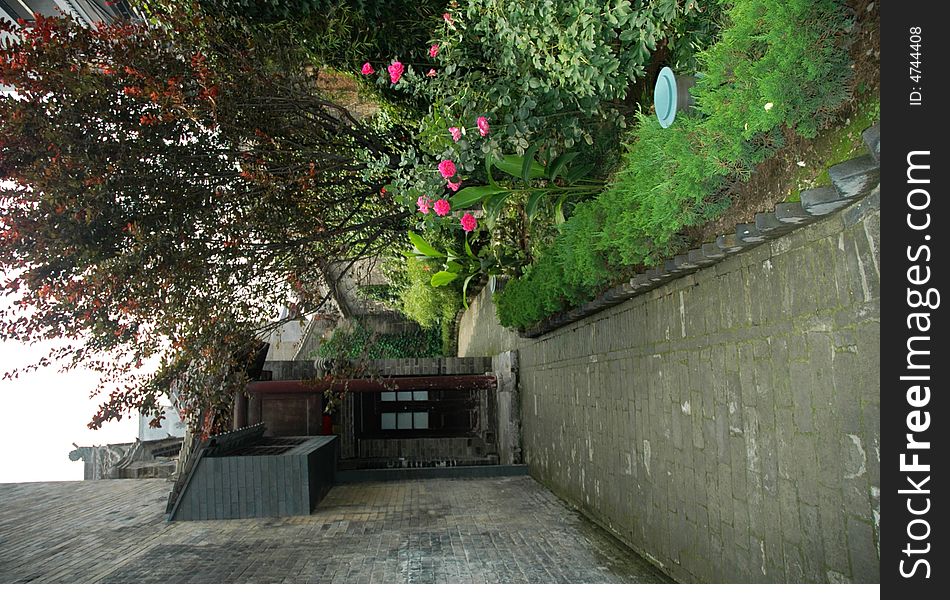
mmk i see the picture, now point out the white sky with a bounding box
[0,295,140,483]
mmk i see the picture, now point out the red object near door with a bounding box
[322,414,333,435]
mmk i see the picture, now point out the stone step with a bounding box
[774,202,815,225]
[754,212,788,234]
[801,185,846,216]
[736,222,767,244]
[701,242,726,260]
[829,154,880,200]
[716,233,745,254]
[688,248,718,266]
[673,253,700,271]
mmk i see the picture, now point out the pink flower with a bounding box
[426,68,437,77]
[387,61,404,84]
[416,195,432,214]
[477,116,490,137]
[360,62,374,75]
[448,127,462,142]
[429,44,440,58]
[443,12,454,26]
[446,180,461,192]
[433,198,451,217]
[460,212,477,232]
[437,159,457,179]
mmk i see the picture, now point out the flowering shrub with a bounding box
[476,116,489,137]
[416,196,432,214]
[355,0,708,253]
[495,0,855,330]
[387,61,405,84]
[433,198,451,217]
[394,0,702,155]
[437,160,456,179]
[460,212,477,232]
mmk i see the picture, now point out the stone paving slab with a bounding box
[0,477,670,584]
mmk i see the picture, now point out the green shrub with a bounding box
[363,0,708,216]
[180,1,443,74]
[409,0,702,155]
[317,319,442,361]
[496,0,853,330]
[399,255,461,329]
[692,0,852,139]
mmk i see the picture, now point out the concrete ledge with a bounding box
[335,464,529,483]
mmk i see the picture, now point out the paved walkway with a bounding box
[459,191,880,583]
[0,477,669,584]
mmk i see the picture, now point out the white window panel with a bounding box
[414,412,429,429]
[397,412,413,429]
[381,391,396,402]
[381,413,396,430]
[397,391,412,402]
[412,390,429,402]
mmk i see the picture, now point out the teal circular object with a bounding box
[654,67,677,128]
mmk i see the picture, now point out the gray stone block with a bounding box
[829,155,880,200]
[661,258,677,274]
[754,212,787,234]
[688,248,716,266]
[800,186,846,216]
[736,223,767,244]
[630,274,654,289]
[673,254,699,271]
[774,202,814,225]
[602,287,632,304]
[861,123,880,163]
[702,243,726,260]
[716,233,744,254]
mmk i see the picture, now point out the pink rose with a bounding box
[426,68,437,77]
[437,159,457,179]
[449,127,462,142]
[446,180,461,192]
[443,12,454,26]
[416,195,432,214]
[360,62,374,75]
[477,116,490,137]
[460,212,477,232]
[429,44,440,58]
[433,198,451,217]
[387,61,404,84]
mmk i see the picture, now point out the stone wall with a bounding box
[518,191,880,583]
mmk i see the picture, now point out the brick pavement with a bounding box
[509,190,881,583]
[0,477,670,583]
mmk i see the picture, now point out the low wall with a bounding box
[519,189,880,583]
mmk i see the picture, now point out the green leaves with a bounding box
[408,231,444,258]
[526,190,547,222]
[545,151,580,181]
[448,185,506,211]
[492,153,545,181]
[429,271,459,286]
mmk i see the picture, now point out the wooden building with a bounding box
[234,356,521,471]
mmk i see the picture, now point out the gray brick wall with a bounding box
[519,191,880,583]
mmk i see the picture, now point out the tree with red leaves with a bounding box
[0,10,411,434]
